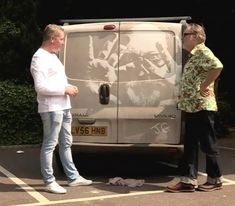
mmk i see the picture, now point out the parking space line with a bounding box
[11,176,235,206]
[0,165,49,203]
[1,158,235,206]
[13,190,164,206]
[219,146,235,151]
[12,175,235,206]
[198,171,235,185]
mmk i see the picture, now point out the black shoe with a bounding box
[166,182,195,193]
[197,182,222,192]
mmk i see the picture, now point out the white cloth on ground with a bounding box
[107,177,145,187]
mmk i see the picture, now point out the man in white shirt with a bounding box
[30,24,92,194]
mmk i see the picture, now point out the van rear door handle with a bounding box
[99,83,110,105]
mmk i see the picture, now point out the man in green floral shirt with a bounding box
[166,23,223,192]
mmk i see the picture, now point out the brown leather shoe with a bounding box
[166,182,195,193]
[197,182,222,192]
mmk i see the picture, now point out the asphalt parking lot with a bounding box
[1,132,235,206]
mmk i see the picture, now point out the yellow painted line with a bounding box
[13,190,164,206]
[0,165,49,203]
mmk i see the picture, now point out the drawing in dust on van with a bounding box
[87,31,178,106]
[58,17,190,160]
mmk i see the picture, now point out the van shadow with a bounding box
[71,153,179,181]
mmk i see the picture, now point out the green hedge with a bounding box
[0,80,42,145]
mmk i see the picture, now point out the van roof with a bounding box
[60,16,191,25]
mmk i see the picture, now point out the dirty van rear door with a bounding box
[60,21,183,146]
[117,22,182,144]
[61,23,120,143]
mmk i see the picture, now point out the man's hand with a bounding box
[200,88,211,97]
[65,85,79,96]
[200,68,222,97]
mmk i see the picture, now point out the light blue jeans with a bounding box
[40,110,79,184]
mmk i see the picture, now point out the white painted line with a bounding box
[218,146,235,151]
[2,156,235,206]
[0,165,49,203]
[12,176,235,206]
[12,189,164,206]
[7,175,235,206]
[13,174,235,206]
[198,171,235,184]
[156,161,178,168]
[198,171,207,176]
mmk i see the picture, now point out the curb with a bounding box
[0,144,41,149]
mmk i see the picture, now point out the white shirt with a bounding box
[30,48,71,113]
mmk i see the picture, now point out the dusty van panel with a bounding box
[117,22,182,144]
[59,21,183,151]
[61,23,120,143]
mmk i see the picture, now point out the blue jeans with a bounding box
[180,110,223,185]
[40,110,79,184]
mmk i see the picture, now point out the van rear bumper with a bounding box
[71,142,183,156]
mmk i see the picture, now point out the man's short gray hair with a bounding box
[187,23,206,43]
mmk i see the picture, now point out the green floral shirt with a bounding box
[178,43,223,113]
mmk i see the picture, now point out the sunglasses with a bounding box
[183,32,197,37]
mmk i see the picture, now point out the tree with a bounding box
[0,0,41,83]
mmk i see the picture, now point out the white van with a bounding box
[58,17,190,159]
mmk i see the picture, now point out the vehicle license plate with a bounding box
[72,126,108,136]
